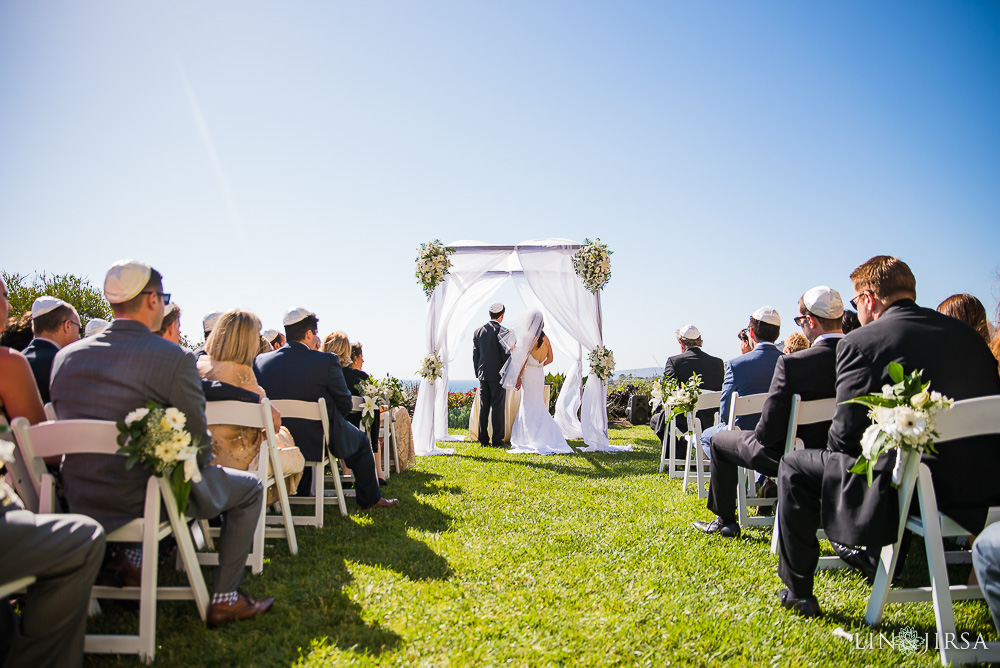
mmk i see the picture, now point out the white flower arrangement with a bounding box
[588,346,616,385]
[117,401,202,513]
[846,363,953,487]
[415,240,456,299]
[656,373,703,425]
[572,238,613,294]
[356,378,383,431]
[0,435,15,507]
[417,350,445,385]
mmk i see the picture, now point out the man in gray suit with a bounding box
[50,260,273,627]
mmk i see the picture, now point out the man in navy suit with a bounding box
[472,303,511,447]
[21,296,81,403]
[694,287,843,538]
[699,306,784,459]
[254,308,397,509]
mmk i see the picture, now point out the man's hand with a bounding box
[270,404,282,431]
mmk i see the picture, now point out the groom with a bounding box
[473,303,510,447]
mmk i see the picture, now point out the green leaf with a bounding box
[887,362,904,383]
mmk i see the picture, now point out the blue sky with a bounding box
[2,2,998,379]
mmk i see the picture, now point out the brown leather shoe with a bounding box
[207,593,275,628]
[370,497,399,508]
[97,549,142,588]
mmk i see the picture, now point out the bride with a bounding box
[501,312,574,455]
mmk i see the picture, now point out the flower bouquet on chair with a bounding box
[657,373,703,427]
[845,363,953,487]
[116,402,202,513]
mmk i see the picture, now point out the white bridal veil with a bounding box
[500,311,544,390]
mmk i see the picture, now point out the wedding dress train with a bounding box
[508,357,574,455]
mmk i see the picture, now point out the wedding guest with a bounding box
[198,309,304,504]
[699,308,783,460]
[350,342,364,369]
[22,297,81,403]
[650,325,724,449]
[0,279,45,427]
[323,330,384,481]
[254,308,396,509]
[775,256,1000,617]
[937,293,990,343]
[973,522,1000,634]
[737,328,752,355]
[193,310,224,358]
[51,260,273,626]
[263,329,284,350]
[351,340,417,471]
[0,311,34,351]
[694,287,842,539]
[782,332,809,354]
[841,309,861,334]
[84,318,109,338]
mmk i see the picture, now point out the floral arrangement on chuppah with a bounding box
[588,346,616,385]
[652,373,704,423]
[116,402,202,513]
[845,363,953,487]
[415,240,456,298]
[417,350,445,385]
[572,238,613,294]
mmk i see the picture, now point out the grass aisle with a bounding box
[87,425,997,666]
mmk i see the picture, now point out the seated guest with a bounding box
[254,308,397,509]
[263,328,284,350]
[782,332,809,354]
[649,325,724,453]
[0,310,34,351]
[327,331,385,481]
[694,287,843,538]
[841,309,861,334]
[51,260,273,626]
[775,256,1000,617]
[973,522,1000,634]
[22,297,81,403]
[937,293,991,343]
[197,309,305,503]
[0,279,46,427]
[193,310,223,358]
[737,328,752,355]
[84,318,109,338]
[351,340,418,471]
[699,308,783,459]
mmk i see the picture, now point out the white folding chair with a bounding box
[202,399,298,575]
[42,402,57,421]
[379,405,401,481]
[0,576,36,599]
[679,391,723,498]
[269,398,348,524]
[661,392,722,477]
[864,395,1000,666]
[769,396,838,554]
[11,417,209,663]
[711,391,767,511]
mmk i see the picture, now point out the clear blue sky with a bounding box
[2,2,998,379]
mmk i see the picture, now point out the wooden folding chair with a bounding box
[679,391,723,497]
[202,399,298,575]
[864,395,1000,666]
[269,398,348,525]
[11,417,209,663]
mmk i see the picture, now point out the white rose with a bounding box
[0,440,15,464]
[910,391,930,409]
[125,407,150,426]
[873,406,899,439]
[860,423,882,458]
[182,453,202,484]
[881,385,895,400]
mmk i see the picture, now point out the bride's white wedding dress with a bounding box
[508,356,574,455]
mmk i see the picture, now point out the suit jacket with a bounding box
[821,300,1000,546]
[655,347,725,438]
[22,338,59,404]
[719,342,783,431]
[253,342,365,461]
[472,320,510,383]
[50,319,234,532]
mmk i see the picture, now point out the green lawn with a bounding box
[86,425,997,666]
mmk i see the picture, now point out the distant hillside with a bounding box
[614,367,660,379]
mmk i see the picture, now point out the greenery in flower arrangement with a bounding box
[572,238,612,294]
[414,240,456,299]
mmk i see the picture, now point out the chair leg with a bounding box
[267,441,298,555]
[391,422,400,472]
[659,428,668,474]
[737,468,749,527]
[250,492,266,575]
[681,433,693,493]
[864,542,901,626]
[313,461,324,528]
[916,471,959,666]
[694,435,707,499]
[138,482,161,662]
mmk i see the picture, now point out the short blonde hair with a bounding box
[323,330,351,366]
[783,332,810,354]
[205,309,262,367]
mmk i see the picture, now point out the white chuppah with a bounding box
[411,238,632,456]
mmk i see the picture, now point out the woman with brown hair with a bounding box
[197,309,304,502]
[937,293,991,342]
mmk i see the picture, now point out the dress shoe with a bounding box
[692,517,741,538]
[831,542,877,582]
[778,588,822,617]
[370,497,399,508]
[97,549,142,588]
[757,477,778,517]
[207,592,275,628]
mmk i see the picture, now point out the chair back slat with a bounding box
[350,396,364,412]
[728,392,768,429]
[796,397,838,425]
[933,395,1000,443]
[694,391,722,411]
[13,418,120,458]
[205,400,267,429]
[269,398,329,447]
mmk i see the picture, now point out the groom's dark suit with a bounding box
[777,300,1000,597]
[473,319,510,446]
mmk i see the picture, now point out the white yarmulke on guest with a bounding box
[752,306,781,327]
[283,307,316,327]
[84,318,110,337]
[490,302,504,314]
[31,296,70,319]
[802,286,844,319]
[677,324,701,339]
[162,303,177,318]
[202,311,223,333]
[104,259,151,304]
[262,328,281,343]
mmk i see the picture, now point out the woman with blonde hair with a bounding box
[197,309,305,502]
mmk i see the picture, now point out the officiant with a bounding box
[472,303,510,447]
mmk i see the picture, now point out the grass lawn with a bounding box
[86,425,997,666]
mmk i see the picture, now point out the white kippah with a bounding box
[752,306,781,327]
[283,307,316,327]
[31,296,70,319]
[84,318,110,337]
[802,286,844,319]
[104,259,151,304]
[489,302,504,314]
[677,324,701,339]
[262,328,281,342]
[202,311,223,333]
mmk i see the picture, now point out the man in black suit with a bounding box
[254,308,397,509]
[693,287,843,538]
[776,256,1000,617]
[650,324,724,449]
[472,303,510,447]
[22,296,81,403]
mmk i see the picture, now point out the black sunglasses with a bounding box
[140,291,171,304]
[849,291,868,310]
[793,314,810,327]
